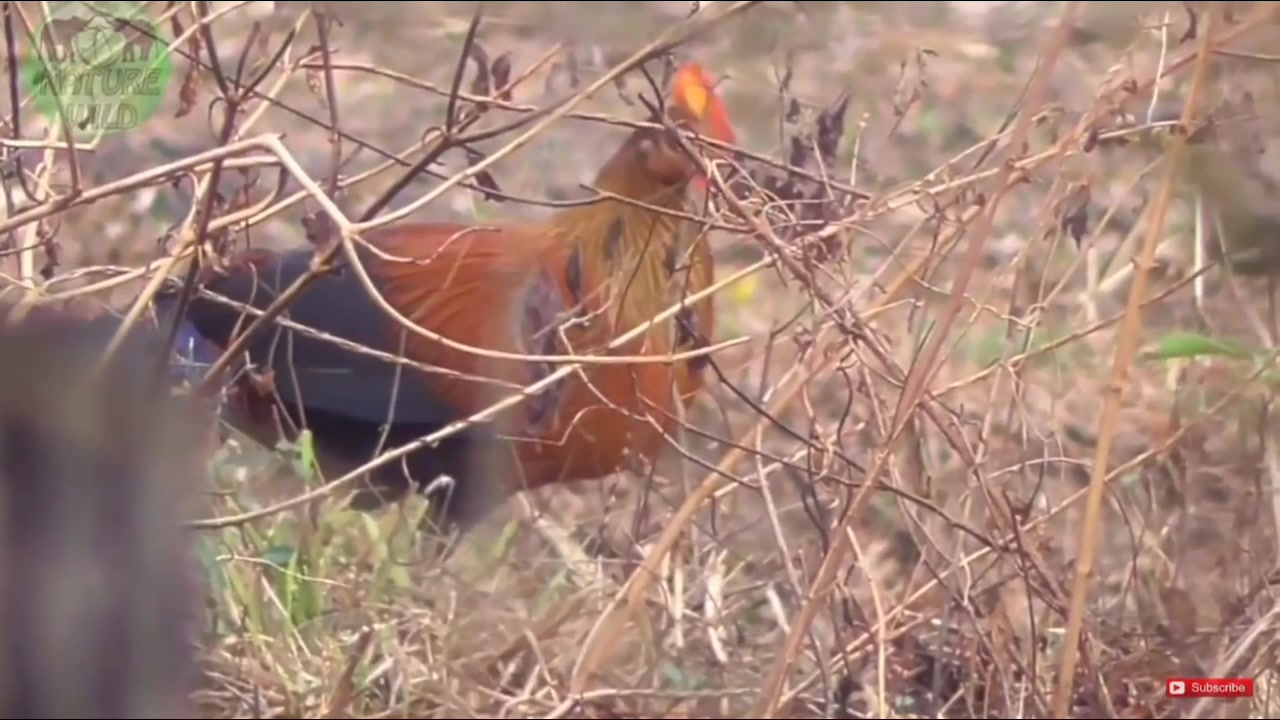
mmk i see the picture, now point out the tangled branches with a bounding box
[3,3,1280,719]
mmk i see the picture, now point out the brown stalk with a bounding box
[1048,6,1222,718]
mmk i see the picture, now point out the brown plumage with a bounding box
[166,62,738,536]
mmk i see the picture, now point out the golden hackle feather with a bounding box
[551,63,736,360]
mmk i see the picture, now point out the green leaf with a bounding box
[276,430,318,482]
[490,516,521,562]
[260,543,296,569]
[195,536,231,633]
[1145,332,1256,361]
[659,660,702,691]
[294,429,318,481]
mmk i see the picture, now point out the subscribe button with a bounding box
[1166,678,1254,698]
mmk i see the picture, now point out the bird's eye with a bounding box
[635,128,695,186]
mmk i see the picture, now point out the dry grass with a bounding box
[4,1,1280,717]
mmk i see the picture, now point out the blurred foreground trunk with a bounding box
[0,306,206,718]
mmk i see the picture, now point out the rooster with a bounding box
[156,62,739,537]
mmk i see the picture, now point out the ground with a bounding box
[2,2,1280,718]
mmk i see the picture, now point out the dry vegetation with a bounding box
[4,1,1280,717]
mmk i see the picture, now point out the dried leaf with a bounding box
[1180,1,1198,44]
[787,135,808,171]
[468,43,491,97]
[38,225,58,280]
[490,52,512,101]
[785,98,802,124]
[175,62,201,118]
[1083,127,1099,152]
[1160,585,1198,639]
[168,4,184,41]
[173,13,203,118]
[464,147,503,202]
[816,94,849,166]
[1059,182,1091,246]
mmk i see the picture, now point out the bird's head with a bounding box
[605,62,738,200]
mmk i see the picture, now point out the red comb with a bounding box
[671,63,737,145]
[670,63,737,198]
